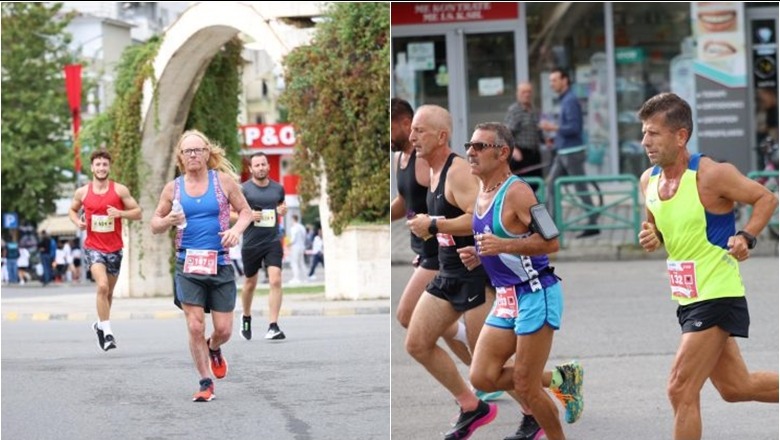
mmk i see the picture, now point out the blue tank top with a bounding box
[175,170,231,265]
[473,175,557,292]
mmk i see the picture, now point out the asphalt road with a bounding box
[391,258,779,439]
[2,314,390,440]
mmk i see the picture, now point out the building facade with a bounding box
[391,2,778,177]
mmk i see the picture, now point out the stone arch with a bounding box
[116,2,291,297]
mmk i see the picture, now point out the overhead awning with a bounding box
[37,215,78,237]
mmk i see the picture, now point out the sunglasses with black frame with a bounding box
[464,142,506,152]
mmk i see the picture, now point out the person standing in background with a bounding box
[540,68,600,238]
[5,237,19,284]
[287,214,307,285]
[37,231,56,286]
[17,244,30,285]
[504,82,545,186]
[307,228,324,281]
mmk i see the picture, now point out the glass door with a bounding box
[463,32,516,136]
[392,35,449,112]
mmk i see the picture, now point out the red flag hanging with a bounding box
[64,64,82,174]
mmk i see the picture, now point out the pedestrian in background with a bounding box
[504,82,545,186]
[540,68,599,238]
[287,214,307,284]
[307,228,324,280]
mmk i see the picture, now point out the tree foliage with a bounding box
[80,37,243,194]
[1,2,78,224]
[185,37,244,166]
[78,37,161,200]
[281,2,390,235]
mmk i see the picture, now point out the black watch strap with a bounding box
[428,218,438,235]
[736,230,757,249]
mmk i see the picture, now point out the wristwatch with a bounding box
[428,217,439,236]
[736,230,757,249]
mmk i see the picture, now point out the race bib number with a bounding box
[667,260,698,299]
[255,209,277,227]
[91,215,115,233]
[493,286,519,319]
[436,233,456,247]
[183,249,218,275]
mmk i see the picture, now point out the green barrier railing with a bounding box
[746,170,779,232]
[519,176,546,204]
[553,174,641,248]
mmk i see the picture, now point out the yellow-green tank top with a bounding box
[645,154,744,305]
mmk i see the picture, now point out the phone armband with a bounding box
[530,204,560,240]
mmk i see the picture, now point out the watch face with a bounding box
[738,231,756,249]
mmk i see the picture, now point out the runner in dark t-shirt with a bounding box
[238,152,287,341]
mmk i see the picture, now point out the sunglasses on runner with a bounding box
[464,142,504,152]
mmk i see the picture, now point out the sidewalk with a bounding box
[1,280,390,322]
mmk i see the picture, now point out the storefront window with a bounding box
[526,3,609,175]
[464,32,516,134]
[612,3,692,176]
[392,36,449,112]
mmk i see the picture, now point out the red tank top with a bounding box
[83,181,125,252]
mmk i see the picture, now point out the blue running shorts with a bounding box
[485,281,563,335]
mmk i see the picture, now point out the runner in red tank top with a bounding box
[68,149,142,352]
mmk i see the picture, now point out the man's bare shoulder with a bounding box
[74,184,89,196]
[697,156,740,180]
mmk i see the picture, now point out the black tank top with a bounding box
[427,153,482,277]
[397,151,438,258]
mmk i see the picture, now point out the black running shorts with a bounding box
[676,296,750,338]
[426,272,487,312]
[417,254,439,271]
[241,240,283,277]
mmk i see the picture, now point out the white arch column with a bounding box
[116,2,291,297]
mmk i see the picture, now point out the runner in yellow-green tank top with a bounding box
[645,153,744,305]
[637,93,778,440]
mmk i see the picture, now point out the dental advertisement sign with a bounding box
[692,2,750,171]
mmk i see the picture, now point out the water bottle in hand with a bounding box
[172,199,187,229]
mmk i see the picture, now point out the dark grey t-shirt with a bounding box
[241,179,285,247]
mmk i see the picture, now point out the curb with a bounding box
[2,306,391,322]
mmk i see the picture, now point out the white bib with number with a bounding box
[183,249,218,275]
[255,209,276,227]
[91,215,115,233]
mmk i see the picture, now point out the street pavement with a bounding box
[3,315,389,439]
[391,257,779,440]
[1,268,391,440]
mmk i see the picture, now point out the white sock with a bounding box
[100,320,113,336]
[454,321,468,345]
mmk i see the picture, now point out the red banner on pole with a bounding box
[64,64,82,174]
